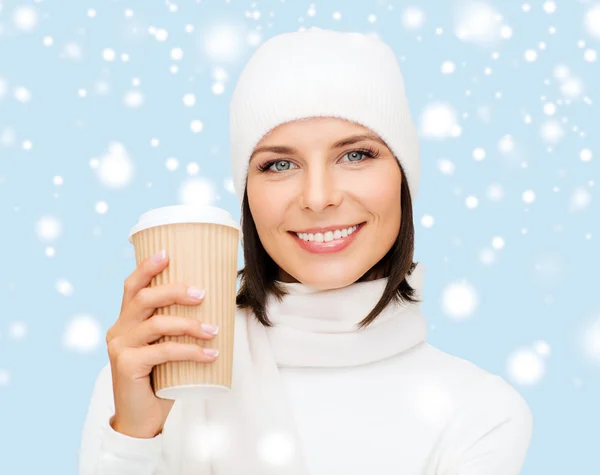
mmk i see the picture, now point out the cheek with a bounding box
[363,169,402,234]
[358,166,401,210]
[247,181,284,236]
[374,192,401,231]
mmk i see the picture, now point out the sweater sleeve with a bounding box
[78,362,164,475]
[430,374,533,475]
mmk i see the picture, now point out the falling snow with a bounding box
[584,4,600,39]
[95,142,135,187]
[55,278,74,296]
[0,370,11,386]
[401,7,426,30]
[507,347,546,385]
[437,159,456,175]
[12,5,39,32]
[442,280,479,320]
[36,216,62,241]
[163,157,178,173]
[454,2,503,44]
[9,322,27,340]
[190,120,204,133]
[441,61,456,74]
[583,317,600,364]
[472,147,486,161]
[421,215,435,228]
[420,103,461,139]
[62,315,102,353]
[179,177,217,206]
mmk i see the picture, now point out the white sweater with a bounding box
[79,270,532,474]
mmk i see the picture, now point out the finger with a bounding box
[126,340,219,373]
[122,249,170,307]
[128,315,218,347]
[122,282,206,324]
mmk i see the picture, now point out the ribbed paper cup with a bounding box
[128,205,240,400]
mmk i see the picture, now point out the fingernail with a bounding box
[151,249,167,264]
[203,348,219,357]
[187,287,205,300]
[201,323,219,335]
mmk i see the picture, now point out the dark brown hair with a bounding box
[235,160,420,329]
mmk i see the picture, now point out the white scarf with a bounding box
[179,263,427,474]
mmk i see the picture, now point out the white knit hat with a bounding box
[229,27,420,204]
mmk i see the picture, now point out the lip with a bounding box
[288,222,366,255]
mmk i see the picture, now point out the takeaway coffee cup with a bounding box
[128,205,240,400]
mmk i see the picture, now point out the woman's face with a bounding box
[246,117,402,290]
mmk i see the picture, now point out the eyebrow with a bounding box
[249,133,387,162]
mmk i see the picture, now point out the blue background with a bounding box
[0,1,598,473]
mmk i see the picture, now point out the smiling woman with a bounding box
[79,26,532,475]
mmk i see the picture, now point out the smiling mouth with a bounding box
[287,222,366,254]
[288,222,366,246]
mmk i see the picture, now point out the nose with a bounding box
[297,165,343,212]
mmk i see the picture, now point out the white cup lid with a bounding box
[128,205,240,243]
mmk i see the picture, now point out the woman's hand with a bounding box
[105,251,220,438]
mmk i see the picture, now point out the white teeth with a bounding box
[296,224,360,242]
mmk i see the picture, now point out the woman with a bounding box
[78,28,532,474]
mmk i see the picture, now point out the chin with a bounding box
[294,268,362,290]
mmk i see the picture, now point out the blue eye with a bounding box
[257,147,380,173]
[343,151,368,162]
[256,159,292,173]
[263,160,297,172]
